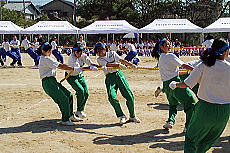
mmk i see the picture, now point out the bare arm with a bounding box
[181,64,194,71]
[176,82,189,88]
[58,64,74,71]
[119,59,133,66]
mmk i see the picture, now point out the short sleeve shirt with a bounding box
[66,53,93,76]
[38,55,60,79]
[51,41,57,51]
[184,60,230,104]
[97,51,121,75]
[158,53,184,81]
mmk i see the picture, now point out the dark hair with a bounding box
[73,43,84,53]
[4,38,8,42]
[200,39,228,67]
[94,42,107,54]
[41,43,52,55]
[151,40,167,60]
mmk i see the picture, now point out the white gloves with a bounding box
[102,66,107,71]
[169,81,177,90]
[90,66,98,71]
[74,67,82,72]
[119,64,127,69]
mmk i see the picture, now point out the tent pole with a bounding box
[58,34,60,45]
[107,34,109,43]
[3,34,4,39]
[200,32,204,45]
[113,34,114,41]
[48,34,49,42]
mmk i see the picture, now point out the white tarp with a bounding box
[139,19,203,33]
[123,33,139,38]
[0,21,23,34]
[80,20,138,34]
[203,17,230,33]
[21,21,80,34]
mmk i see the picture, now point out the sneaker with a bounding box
[163,121,174,130]
[18,65,25,68]
[75,111,87,118]
[119,115,127,125]
[155,86,162,97]
[9,64,15,68]
[69,114,82,122]
[129,117,141,123]
[183,127,187,133]
[61,120,75,126]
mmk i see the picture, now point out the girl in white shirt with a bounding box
[39,43,81,126]
[152,39,196,131]
[2,39,19,67]
[169,39,230,153]
[51,37,64,64]
[66,43,98,119]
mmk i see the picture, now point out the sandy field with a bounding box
[0,53,229,153]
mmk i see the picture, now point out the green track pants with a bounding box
[163,76,196,128]
[184,99,230,153]
[42,76,73,122]
[67,73,89,111]
[105,70,135,118]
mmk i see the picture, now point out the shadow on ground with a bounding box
[147,103,183,111]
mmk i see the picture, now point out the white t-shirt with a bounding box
[97,51,121,75]
[51,41,57,51]
[187,59,202,67]
[21,39,31,50]
[125,43,136,51]
[2,42,11,51]
[202,39,214,48]
[38,55,60,79]
[185,60,230,104]
[77,40,86,48]
[10,40,20,48]
[159,53,184,81]
[31,42,39,51]
[110,43,119,52]
[66,53,93,76]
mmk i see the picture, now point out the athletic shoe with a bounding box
[129,117,141,123]
[183,127,187,133]
[155,86,162,97]
[75,111,87,118]
[119,115,127,125]
[163,121,174,130]
[18,65,25,68]
[69,114,82,122]
[61,120,75,126]
[9,64,15,68]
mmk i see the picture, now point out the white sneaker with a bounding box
[61,120,75,126]
[75,111,87,118]
[163,121,174,130]
[129,117,141,123]
[119,115,127,125]
[69,114,82,122]
[155,86,162,97]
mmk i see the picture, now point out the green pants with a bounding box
[180,73,199,95]
[184,100,230,153]
[42,76,73,122]
[163,76,196,128]
[105,70,135,118]
[66,73,89,111]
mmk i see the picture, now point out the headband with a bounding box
[214,44,229,56]
[73,46,84,51]
[94,43,105,48]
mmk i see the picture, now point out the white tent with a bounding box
[80,20,138,34]
[123,33,139,38]
[0,21,23,34]
[139,19,203,33]
[21,21,80,34]
[203,17,230,33]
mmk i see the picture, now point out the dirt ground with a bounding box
[0,54,229,153]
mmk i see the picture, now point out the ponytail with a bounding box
[200,39,228,67]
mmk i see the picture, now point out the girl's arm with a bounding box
[169,81,189,90]
[58,64,74,71]
[181,64,194,71]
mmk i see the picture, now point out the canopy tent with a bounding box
[21,21,80,34]
[123,33,139,38]
[0,21,23,34]
[80,20,138,34]
[139,19,203,33]
[203,17,230,33]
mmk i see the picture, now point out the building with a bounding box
[40,0,75,20]
[3,1,41,20]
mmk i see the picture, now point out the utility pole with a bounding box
[73,0,77,26]
[23,0,26,28]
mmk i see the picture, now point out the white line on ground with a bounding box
[0,84,27,86]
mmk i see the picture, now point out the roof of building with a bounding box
[3,1,41,14]
[41,0,75,9]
